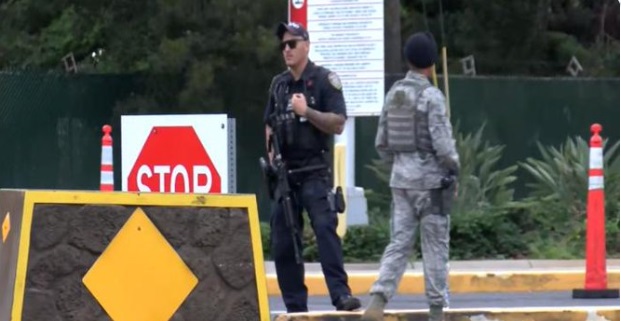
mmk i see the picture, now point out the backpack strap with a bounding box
[414,83,434,154]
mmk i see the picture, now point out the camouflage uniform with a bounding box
[370,70,459,308]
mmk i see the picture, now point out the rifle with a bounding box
[259,82,330,265]
[259,123,303,265]
[259,81,301,264]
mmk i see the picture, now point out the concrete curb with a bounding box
[266,270,620,296]
[263,259,621,273]
[273,306,621,321]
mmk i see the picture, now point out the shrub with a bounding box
[260,221,271,260]
[258,214,320,262]
[341,207,390,262]
[449,205,530,259]
[363,158,392,217]
[453,122,519,212]
[258,128,621,262]
[518,136,620,258]
[259,208,390,263]
[449,123,529,259]
[362,123,528,260]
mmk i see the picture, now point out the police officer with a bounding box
[263,21,361,313]
[361,31,460,321]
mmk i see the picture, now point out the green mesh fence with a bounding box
[0,71,617,221]
[0,71,141,190]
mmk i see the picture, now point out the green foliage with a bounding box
[0,0,287,116]
[364,122,520,214]
[302,209,391,262]
[318,124,620,262]
[363,122,521,220]
[258,208,390,263]
[2,0,618,262]
[260,221,271,260]
[1,0,618,78]
[451,0,543,74]
[351,123,530,260]
[443,123,528,259]
[453,122,519,213]
[402,0,619,76]
[518,135,620,258]
[341,208,390,262]
[519,199,588,259]
[363,159,392,216]
[449,206,530,259]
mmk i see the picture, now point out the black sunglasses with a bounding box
[279,39,304,51]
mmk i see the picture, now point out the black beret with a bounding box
[403,32,438,68]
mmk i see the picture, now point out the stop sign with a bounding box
[127,126,221,193]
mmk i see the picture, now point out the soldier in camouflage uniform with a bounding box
[361,32,460,321]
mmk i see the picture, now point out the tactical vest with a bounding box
[385,80,432,152]
[276,67,329,164]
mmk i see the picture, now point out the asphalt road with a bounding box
[269,291,620,315]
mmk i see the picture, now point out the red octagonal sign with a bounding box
[127,126,221,193]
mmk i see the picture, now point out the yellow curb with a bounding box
[273,306,621,321]
[266,270,620,296]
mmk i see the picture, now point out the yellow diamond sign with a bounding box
[2,212,10,243]
[83,208,198,321]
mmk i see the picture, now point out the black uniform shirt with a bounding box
[264,61,347,166]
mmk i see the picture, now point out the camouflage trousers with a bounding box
[369,188,451,307]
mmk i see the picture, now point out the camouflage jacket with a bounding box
[375,71,460,190]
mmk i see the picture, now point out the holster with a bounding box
[430,176,456,215]
[259,157,277,200]
[327,186,346,213]
[334,186,346,213]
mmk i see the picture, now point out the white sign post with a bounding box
[289,0,385,228]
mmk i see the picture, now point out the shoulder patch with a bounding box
[327,72,342,90]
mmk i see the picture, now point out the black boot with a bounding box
[429,304,444,321]
[361,293,386,321]
[336,295,361,311]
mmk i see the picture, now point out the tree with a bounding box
[0,0,287,115]
[399,0,619,77]
[0,0,618,80]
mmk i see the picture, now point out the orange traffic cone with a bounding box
[572,124,619,299]
[100,124,114,191]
